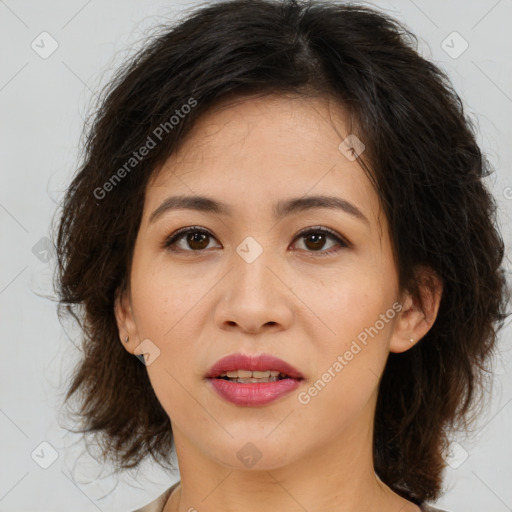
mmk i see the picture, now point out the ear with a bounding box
[114,283,139,354]
[390,266,443,353]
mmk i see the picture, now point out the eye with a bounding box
[162,226,220,252]
[290,226,349,256]
[162,225,349,255]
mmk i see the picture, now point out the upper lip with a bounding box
[206,353,304,380]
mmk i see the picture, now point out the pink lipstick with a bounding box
[205,353,304,406]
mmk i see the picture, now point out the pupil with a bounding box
[305,233,325,251]
[188,232,208,250]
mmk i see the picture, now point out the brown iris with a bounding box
[303,232,326,251]
[187,232,210,250]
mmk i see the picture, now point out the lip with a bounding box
[205,353,304,380]
[205,353,305,407]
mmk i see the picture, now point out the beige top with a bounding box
[131,482,450,512]
[131,481,179,512]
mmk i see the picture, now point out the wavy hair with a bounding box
[53,0,511,504]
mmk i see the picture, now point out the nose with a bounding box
[213,245,294,335]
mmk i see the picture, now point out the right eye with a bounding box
[162,226,221,252]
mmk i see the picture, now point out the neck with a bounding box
[164,392,420,512]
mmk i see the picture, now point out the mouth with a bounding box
[205,353,305,382]
[215,370,291,383]
[205,353,305,405]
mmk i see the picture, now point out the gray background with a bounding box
[1,0,511,510]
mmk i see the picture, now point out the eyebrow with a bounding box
[149,194,369,226]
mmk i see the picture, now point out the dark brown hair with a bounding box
[53,0,511,504]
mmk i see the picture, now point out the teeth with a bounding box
[219,370,282,378]
[235,377,280,383]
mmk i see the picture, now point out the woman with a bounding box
[54,1,510,511]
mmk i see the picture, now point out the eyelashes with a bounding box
[163,226,217,252]
[161,225,350,257]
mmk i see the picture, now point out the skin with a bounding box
[115,93,443,512]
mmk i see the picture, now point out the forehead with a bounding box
[146,94,382,231]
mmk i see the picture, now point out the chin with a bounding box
[206,438,301,471]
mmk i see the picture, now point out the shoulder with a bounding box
[131,485,450,512]
[419,503,452,512]
[131,481,180,512]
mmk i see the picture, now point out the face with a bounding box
[116,93,430,473]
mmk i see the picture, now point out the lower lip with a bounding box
[207,378,302,406]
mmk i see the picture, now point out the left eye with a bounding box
[162,226,348,255]
[163,227,219,252]
[292,227,348,255]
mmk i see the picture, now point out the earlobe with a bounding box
[114,287,137,353]
[390,267,443,354]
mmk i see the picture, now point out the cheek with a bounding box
[129,265,211,405]
[130,258,210,337]
[294,281,394,430]
[301,264,394,342]
[296,265,396,407]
